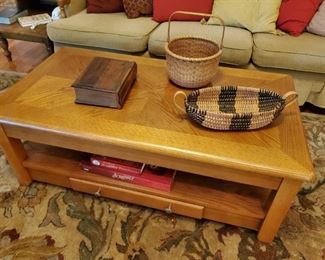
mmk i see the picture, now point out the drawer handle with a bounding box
[94,187,101,197]
[165,203,173,214]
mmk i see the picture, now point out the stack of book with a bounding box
[18,13,52,29]
[81,155,176,192]
[0,5,28,24]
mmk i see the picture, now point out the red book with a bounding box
[90,155,145,175]
[81,161,176,192]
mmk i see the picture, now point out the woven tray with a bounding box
[174,86,298,130]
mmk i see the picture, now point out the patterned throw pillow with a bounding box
[123,0,153,19]
[307,0,325,36]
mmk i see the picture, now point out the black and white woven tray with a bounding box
[174,85,298,130]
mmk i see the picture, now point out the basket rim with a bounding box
[197,85,282,95]
[185,85,285,118]
[186,106,282,118]
[165,37,223,62]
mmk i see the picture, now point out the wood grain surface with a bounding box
[0,47,315,242]
[0,125,31,185]
[22,142,268,229]
[0,39,49,72]
[0,47,314,182]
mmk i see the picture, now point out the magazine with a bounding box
[18,13,52,29]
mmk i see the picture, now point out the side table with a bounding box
[0,18,53,61]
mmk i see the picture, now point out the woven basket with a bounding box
[165,11,225,89]
[174,86,298,130]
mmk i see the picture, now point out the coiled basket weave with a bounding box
[165,11,225,88]
[174,86,298,131]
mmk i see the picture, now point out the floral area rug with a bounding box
[0,70,26,91]
[0,73,324,259]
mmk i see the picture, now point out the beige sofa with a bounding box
[47,0,325,108]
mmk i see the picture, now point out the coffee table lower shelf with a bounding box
[22,142,271,231]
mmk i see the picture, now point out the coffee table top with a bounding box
[0,47,314,181]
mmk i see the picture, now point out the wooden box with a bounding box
[72,57,137,109]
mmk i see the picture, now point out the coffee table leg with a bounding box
[0,125,31,186]
[0,36,12,61]
[258,178,301,242]
[44,38,54,54]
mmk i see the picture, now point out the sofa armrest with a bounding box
[57,0,86,18]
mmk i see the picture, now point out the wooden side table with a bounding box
[0,17,53,61]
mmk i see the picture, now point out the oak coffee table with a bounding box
[0,47,314,242]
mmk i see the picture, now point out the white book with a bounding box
[18,13,52,29]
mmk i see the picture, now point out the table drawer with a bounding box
[69,178,204,219]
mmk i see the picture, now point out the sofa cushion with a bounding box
[47,10,159,53]
[207,0,281,34]
[252,32,325,74]
[148,22,252,66]
[66,0,86,17]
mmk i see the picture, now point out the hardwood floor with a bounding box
[0,40,50,73]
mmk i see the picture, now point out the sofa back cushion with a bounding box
[207,0,281,34]
[153,0,214,22]
[307,1,325,36]
[66,0,87,16]
[87,0,124,13]
[123,0,153,19]
[276,0,322,36]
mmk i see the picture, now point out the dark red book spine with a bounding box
[90,155,144,175]
[81,161,176,192]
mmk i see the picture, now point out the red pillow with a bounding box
[277,0,322,36]
[153,0,214,22]
[87,0,124,13]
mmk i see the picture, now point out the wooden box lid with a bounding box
[72,56,137,108]
[73,56,137,92]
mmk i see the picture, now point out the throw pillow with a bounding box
[153,0,214,22]
[87,0,124,13]
[207,0,282,34]
[277,0,322,36]
[123,0,153,19]
[307,0,325,36]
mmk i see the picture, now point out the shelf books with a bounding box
[0,6,28,24]
[18,13,52,29]
[81,156,176,192]
[90,155,146,175]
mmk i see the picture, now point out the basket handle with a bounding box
[167,11,225,49]
[282,91,298,108]
[174,91,187,113]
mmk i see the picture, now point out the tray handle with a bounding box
[282,91,298,108]
[167,11,225,49]
[174,91,187,113]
